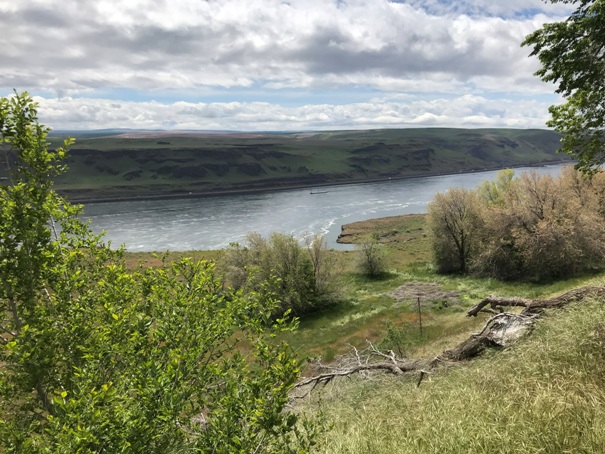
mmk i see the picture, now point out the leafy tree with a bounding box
[427,188,483,274]
[523,0,605,172]
[0,93,319,452]
[222,232,340,317]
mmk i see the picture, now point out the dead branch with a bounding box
[524,286,605,313]
[467,286,605,317]
[292,341,430,396]
[293,285,605,394]
[466,295,532,317]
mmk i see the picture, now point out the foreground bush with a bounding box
[0,93,318,452]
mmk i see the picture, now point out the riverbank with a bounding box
[336,214,431,267]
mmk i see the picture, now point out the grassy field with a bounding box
[124,214,599,363]
[122,213,605,452]
[35,128,571,201]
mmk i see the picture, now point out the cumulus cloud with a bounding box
[33,93,553,131]
[1,0,568,130]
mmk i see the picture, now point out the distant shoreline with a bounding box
[65,159,572,205]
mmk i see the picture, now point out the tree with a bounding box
[355,233,387,277]
[222,232,340,317]
[0,93,318,452]
[523,0,605,172]
[427,188,483,274]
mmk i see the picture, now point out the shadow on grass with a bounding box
[350,271,399,284]
[297,299,357,327]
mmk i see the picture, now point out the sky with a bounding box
[0,0,573,132]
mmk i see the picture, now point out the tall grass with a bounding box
[309,299,605,453]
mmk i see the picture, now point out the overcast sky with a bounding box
[0,0,572,132]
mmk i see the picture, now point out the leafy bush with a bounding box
[222,232,341,316]
[0,92,319,452]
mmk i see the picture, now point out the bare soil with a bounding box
[390,282,461,307]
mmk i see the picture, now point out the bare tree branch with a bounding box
[293,286,605,394]
[467,286,605,317]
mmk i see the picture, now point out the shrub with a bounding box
[222,232,340,316]
[355,234,388,277]
[430,167,605,281]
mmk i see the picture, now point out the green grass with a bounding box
[309,295,605,453]
[124,215,604,363]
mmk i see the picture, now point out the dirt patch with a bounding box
[390,282,461,307]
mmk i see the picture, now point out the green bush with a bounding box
[0,92,319,453]
[222,232,341,317]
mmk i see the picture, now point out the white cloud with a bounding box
[34,93,553,131]
[1,0,569,130]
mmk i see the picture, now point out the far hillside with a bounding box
[38,128,569,201]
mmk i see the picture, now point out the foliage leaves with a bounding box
[523,0,605,172]
[0,92,319,452]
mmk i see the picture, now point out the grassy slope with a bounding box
[123,214,605,451]
[312,294,605,453]
[41,128,569,200]
[293,215,605,453]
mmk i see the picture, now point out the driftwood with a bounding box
[293,285,605,393]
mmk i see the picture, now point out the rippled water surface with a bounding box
[82,164,568,251]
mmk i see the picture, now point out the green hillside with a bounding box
[38,128,569,201]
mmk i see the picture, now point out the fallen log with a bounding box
[467,286,605,317]
[293,285,605,394]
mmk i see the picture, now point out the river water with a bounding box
[82,164,569,252]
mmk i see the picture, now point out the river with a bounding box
[82,164,569,251]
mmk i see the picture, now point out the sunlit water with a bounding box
[82,164,569,251]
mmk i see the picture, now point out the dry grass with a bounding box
[307,298,605,453]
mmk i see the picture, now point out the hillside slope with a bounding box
[312,290,605,453]
[41,128,569,201]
